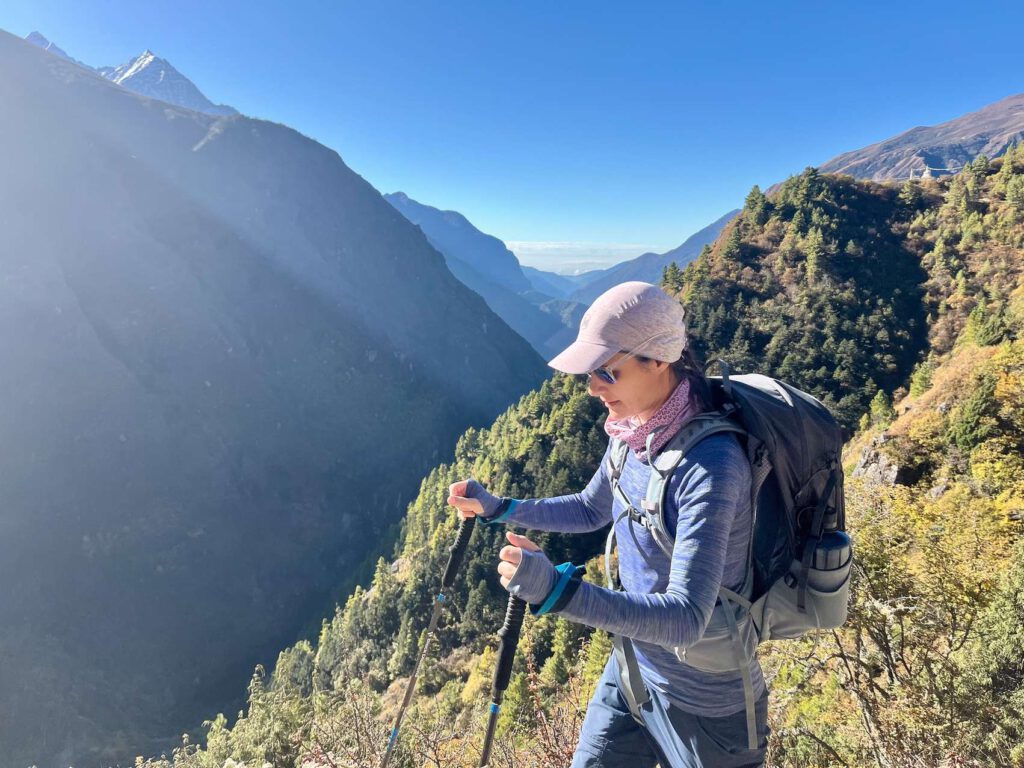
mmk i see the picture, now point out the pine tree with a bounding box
[999,141,1020,177]
[744,184,769,226]
[946,373,999,451]
[788,209,807,238]
[581,630,614,691]
[662,261,684,292]
[683,246,713,303]
[720,226,743,263]
[1006,175,1024,213]
[909,355,937,397]
[966,300,1009,346]
[803,227,826,281]
[899,180,923,208]
[870,388,896,426]
[540,620,579,688]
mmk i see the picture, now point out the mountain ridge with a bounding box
[818,92,1024,180]
[0,28,549,767]
[565,209,739,304]
[384,190,587,359]
[23,29,237,116]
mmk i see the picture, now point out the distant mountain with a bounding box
[567,209,739,304]
[819,93,1024,180]
[96,48,238,116]
[24,30,70,59]
[384,191,735,345]
[23,30,237,116]
[521,265,579,298]
[385,191,586,359]
[0,29,549,768]
[385,192,531,292]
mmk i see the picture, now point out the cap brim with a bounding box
[547,339,618,374]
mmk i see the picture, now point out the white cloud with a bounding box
[506,240,666,276]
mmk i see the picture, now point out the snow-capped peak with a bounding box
[24,31,71,60]
[108,50,164,84]
[98,49,238,117]
[22,32,237,117]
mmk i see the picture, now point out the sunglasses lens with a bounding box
[595,369,616,385]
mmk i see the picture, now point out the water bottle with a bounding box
[807,530,852,592]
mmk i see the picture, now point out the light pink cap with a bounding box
[547,281,688,374]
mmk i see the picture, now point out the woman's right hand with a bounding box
[448,478,503,520]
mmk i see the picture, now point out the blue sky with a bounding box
[3,1,1023,273]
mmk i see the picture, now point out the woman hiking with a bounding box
[448,281,769,768]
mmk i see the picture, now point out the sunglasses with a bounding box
[584,331,672,385]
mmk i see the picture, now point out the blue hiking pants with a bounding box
[570,654,769,768]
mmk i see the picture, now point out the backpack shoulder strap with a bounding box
[606,437,636,519]
[607,436,630,480]
[643,413,748,557]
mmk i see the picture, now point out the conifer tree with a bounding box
[869,388,895,426]
[1006,175,1024,213]
[720,226,742,263]
[803,227,826,281]
[662,261,684,292]
[744,184,769,226]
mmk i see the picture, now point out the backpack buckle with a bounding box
[626,505,648,527]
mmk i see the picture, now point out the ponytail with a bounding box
[636,344,713,414]
[669,345,713,413]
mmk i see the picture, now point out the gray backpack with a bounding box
[604,360,852,751]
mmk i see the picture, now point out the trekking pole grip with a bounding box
[442,515,477,590]
[492,595,526,693]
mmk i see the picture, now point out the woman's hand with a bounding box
[497,531,557,606]
[497,531,542,588]
[447,478,502,520]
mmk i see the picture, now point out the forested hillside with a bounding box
[142,149,1024,768]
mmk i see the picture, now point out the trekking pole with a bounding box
[478,594,526,767]
[380,515,477,768]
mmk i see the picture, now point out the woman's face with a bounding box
[586,352,671,422]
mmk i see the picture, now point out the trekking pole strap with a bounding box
[613,636,651,724]
[605,515,651,723]
[721,592,759,751]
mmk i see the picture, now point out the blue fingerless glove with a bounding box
[506,549,585,616]
[464,478,519,524]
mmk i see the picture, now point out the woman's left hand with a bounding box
[498,532,558,603]
[497,531,542,587]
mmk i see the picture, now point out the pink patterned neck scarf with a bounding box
[603,376,701,463]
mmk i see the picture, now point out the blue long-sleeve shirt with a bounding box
[493,431,766,717]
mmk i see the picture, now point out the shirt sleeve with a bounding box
[484,440,615,533]
[553,435,749,647]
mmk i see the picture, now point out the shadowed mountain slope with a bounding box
[385,191,586,359]
[0,30,549,768]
